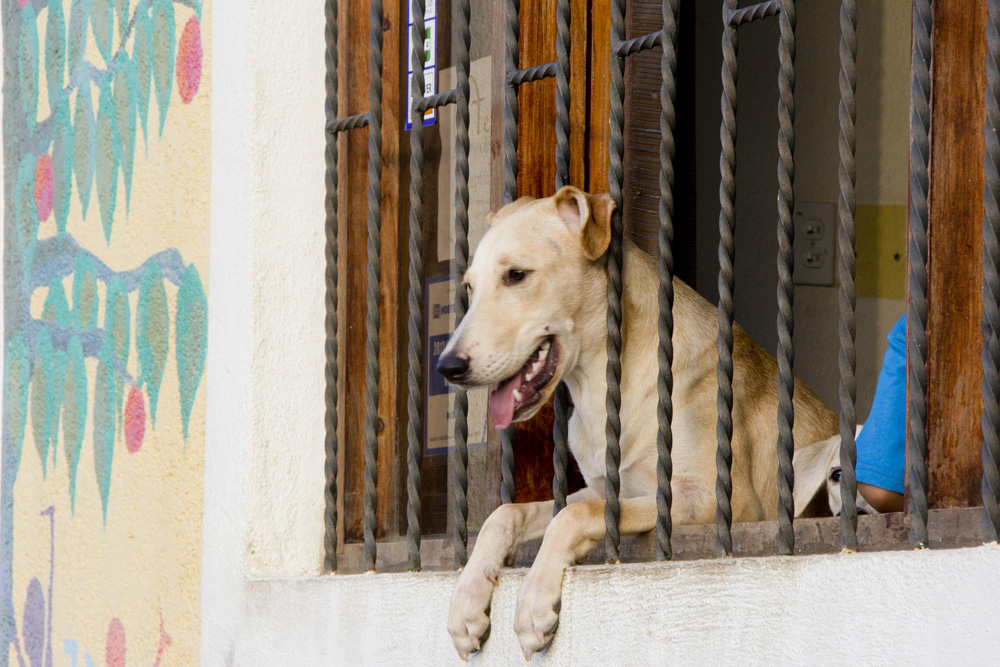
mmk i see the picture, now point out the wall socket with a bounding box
[793,202,836,286]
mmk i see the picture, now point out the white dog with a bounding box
[793,428,879,517]
[436,187,840,659]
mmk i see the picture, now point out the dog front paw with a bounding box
[448,562,499,660]
[513,567,563,660]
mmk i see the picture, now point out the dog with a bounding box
[793,428,879,517]
[436,187,839,660]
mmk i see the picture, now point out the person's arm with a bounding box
[858,482,904,513]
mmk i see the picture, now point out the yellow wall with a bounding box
[4,1,210,664]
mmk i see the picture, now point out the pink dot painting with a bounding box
[125,386,146,453]
[34,154,53,222]
[17,0,28,8]
[176,17,203,104]
[106,618,126,667]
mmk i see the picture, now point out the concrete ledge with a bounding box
[233,543,1000,666]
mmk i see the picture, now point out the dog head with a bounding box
[792,432,878,517]
[436,186,616,429]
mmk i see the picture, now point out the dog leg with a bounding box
[448,488,599,660]
[513,496,656,659]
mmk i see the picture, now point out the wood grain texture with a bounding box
[922,0,987,509]
[343,0,403,541]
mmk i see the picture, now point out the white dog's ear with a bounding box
[792,434,840,516]
[554,186,616,260]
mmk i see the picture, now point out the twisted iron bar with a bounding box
[617,31,662,58]
[604,0,626,563]
[907,0,931,550]
[729,0,781,26]
[501,0,520,504]
[775,0,796,557]
[837,0,860,552]
[323,0,340,574]
[552,0,571,517]
[327,112,370,135]
[416,89,458,113]
[656,0,679,562]
[983,0,1000,544]
[362,0,385,573]
[452,0,472,567]
[715,0,739,558]
[504,0,520,206]
[508,62,557,85]
[405,0,428,573]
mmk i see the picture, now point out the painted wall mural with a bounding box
[3,0,209,665]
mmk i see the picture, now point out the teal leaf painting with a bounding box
[152,0,175,137]
[133,4,153,145]
[176,264,207,439]
[5,335,31,481]
[45,0,67,108]
[72,254,99,331]
[105,275,130,433]
[137,263,169,423]
[62,337,88,512]
[42,278,72,327]
[113,55,138,212]
[67,0,91,74]
[30,329,56,477]
[93,337,116,522]
[115,0,130,38]
[19,3,39,134]
[43,279,72,468]
[92,0,113,61]
[96,79,121,242]
[16,159,40,281]
[73,83,97,220]
[51,105,74,236]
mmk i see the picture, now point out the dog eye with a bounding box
[829,468,842,483]
[503,269,529,285]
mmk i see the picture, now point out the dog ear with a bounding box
[554,186,616,260]
[791,434,840,517]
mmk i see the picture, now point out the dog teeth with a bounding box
[541,340,551,352]
[524,370,536,382]
[513,389,523,402]
[538,347,549,363]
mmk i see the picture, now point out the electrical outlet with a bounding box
[793,202,836,286]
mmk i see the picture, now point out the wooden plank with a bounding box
[922,0,987,509]
[343,0,403,541]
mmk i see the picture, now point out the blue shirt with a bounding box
[855,313,907,494]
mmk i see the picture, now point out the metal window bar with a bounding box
[657,0,680,561]
[323,0,341,575]
[984,0,1000,544]
[552,0,572,516]
[714,0,803,558]
[908,0,932,550]
[406,0,428,572]
[837,0,860,552]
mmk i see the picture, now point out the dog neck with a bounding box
[560,240,661,468]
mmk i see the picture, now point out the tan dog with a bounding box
[436,187,838,660]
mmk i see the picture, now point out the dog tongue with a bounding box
[490,376,521,430]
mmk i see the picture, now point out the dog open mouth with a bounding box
[490,337,559,429]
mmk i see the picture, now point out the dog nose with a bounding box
[436,352,470,382]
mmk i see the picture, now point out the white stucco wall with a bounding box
[202,1,1000,665]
